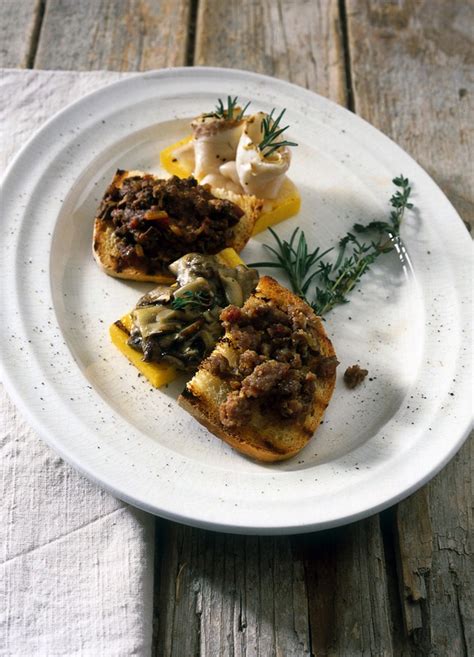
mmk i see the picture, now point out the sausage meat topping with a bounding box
[213,299,339,427]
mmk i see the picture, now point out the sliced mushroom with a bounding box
[129,252,258,370]
[218,271,244,306]
[175,319,205,341]
[137,284,175,307]
[172,277,210,298]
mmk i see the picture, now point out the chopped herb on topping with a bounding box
[170,290,214,311]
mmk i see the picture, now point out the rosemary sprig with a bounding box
[170,290,213,311]
[259,108,298,157]
[250,175,413,316]
[204,96,250,121]
[249,227,334,299]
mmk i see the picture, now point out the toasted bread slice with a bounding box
[211,187,263,245]
[93,170,260,283]
[179,276,337,462]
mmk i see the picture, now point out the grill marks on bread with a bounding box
[179,277,338,462]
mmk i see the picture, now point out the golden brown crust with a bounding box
[211,188,263,250]
[179,389,299,462]
[92,170,260,283]
[178,276,337,462]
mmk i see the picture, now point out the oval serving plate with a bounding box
[0,68,471,534]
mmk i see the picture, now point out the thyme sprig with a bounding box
[353,175,413,238]
[170,290,213,311]
[250,175,413,316]
[204,96,250,121]
[259,108,298,157]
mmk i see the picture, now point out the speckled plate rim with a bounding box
[0,67,472,534]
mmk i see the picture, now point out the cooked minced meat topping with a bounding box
[204,300,338,427]
[344,364,368,389]
[97,173,243,274]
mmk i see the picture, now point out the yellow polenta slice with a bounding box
[109,313,176,388]
[159,135,193,179]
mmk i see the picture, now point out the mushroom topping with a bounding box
[127,253,258,371]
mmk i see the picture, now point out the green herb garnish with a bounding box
[258,108,298,157]
[170,290,213,311]
[249,228,334,300]
[204,96,250,121]
[250,175,413,315]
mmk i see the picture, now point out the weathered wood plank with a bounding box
[195,0,347,104]
[156,518,396,656]
[394,438,473,655]
[34,0,190,71]
[346,0,474,227]
[0,0,43,68]
[394,489,433,637]
[346,1,473,653]
[423,438,473,655]
[297,517,393,657]
[155,524,312,657]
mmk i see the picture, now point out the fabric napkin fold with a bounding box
[1,69,154,657]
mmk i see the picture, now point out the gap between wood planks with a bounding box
[27,0,45,68]
[185,0,199,66]
[338,0,355,112]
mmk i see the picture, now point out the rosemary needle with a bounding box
[258,108,298,157]
[204,96,250,121]
[250,227,334,299]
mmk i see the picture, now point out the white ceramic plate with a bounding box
[1,68,471,534]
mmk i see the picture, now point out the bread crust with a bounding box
[92,170,261,283]
[178,276,337,462]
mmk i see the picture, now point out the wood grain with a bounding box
[298,517,393,656]
[34,0,191,71]
[394,489,433,636]
[346,0,473,654]
[394,440,473,655]
[346,0,474,227]
[0,0,43,68]
[423,439,473,654]
[195,0,347,104]
[155,524,312,657]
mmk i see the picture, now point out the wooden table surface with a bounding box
[2,1,472,655]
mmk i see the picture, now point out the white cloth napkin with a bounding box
[0,69,154,657]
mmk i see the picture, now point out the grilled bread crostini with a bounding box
[93,169,262,283]
[179,276,338,462]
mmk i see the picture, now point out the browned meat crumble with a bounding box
[344,364,368,389]
[203,299,338,428]
[97,173,243,274]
